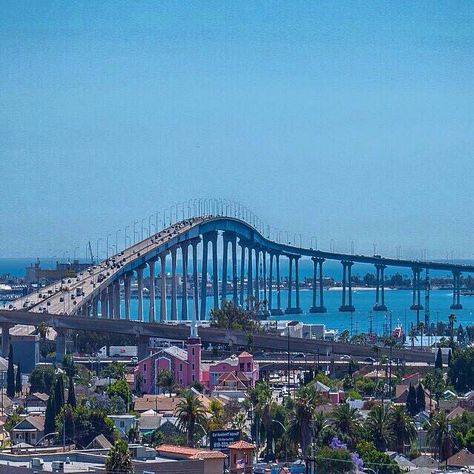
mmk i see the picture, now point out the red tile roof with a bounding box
[156,444,226,459]
[228,440,255,450]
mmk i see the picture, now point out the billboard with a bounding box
[209,429,241,453]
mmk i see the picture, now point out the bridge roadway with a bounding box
[0,310,434,363]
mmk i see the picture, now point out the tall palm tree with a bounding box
[175,389,207,447]
[365,404,394,451]
[287,385,319,459]
[331,403,362,448]
[389,405,416,454]
[427,411,452,462]
[255,381,273,456]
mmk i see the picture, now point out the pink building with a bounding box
[208,352,259,391]
[135,336,203,394]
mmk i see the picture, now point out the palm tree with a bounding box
[105,439,134,473]
[175,389,207,447]
[366,404,394,451]
[427,411,452,463]
[389,405,416,454]
[208,398,225,431]
[331,403,362,448]
[36,322,49,362]
[231,412,247,432]
[255,381,273,456]
[157,368,174,396]
[287,385,319,460]
[448,313,456,348]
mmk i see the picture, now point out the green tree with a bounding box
[105,439,134,474]
[315,445,352,474]
[448,347,474,392]
[101,361,126,380]
[406,384,417,416]
[157,368,174,396]
[331,403,362,448]
[356,440,401,474]
[365,404,394,451]
[435,347,443,369]
[427,411,452,462]
[416,383,426,412]
[142,428,164,447]
[207,398,225,431]
[209,300,260,332]
[287,385,320,458]
[107,379,132,411]
[15,362,22,395]
[54,376,65,418]
[29,365,56,394]
[389,405,416,454]
[4,411,22,435]
[44,394,56,435]
[6,345,15,398]
[67,375,77,408]
[175,389,207,447]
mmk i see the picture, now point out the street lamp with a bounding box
[106,234,112,258]
[272,419,287,463]
[96,238,103,261]
[115,229,121,254]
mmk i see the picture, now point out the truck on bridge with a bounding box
[97,345,138,358]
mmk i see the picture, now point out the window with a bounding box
[180,363,183,371]
[192,348,195,355]
[144,363,147,371]
[192,363,195,370]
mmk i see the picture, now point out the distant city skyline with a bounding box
[1,2,473,258]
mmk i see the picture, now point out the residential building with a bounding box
[11,415,44,446]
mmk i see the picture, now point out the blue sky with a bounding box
[1,1,473,259]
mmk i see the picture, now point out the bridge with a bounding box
[1,200,472,361]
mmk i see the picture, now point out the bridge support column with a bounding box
[285,256,293,314]
[221,234,229,305]
[191,238,200,321]
[107,285,114,319]
[373,264,387,311]
[339,261,355,312]
[410,267,424,311]
[92,296,99,318]
[262,250,268,312]
[137,335,149,361]
[239,241,245,307]
[181,243,188,320]
[211,232,219,310]
[100,290,108,319]
[1,323,11,358]
[124,273,131,320]
[450,270,463,310]
[55,329,67,363]
[114,280,121,320]
[171,247,178,320]
[200,235,209,320]
[271,253,284,315]
[148,259,156,323]
[247,245,253,309]
[231,235,238,305]
[255,248,260,303]
[268,253,273,311]
[308,257,327,314]
[295,256,301,312]
[160,254,167,321]
[137,266,145,321]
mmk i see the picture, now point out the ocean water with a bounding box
[2,258,473,335]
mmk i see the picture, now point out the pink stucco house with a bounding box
[208,351,259,391]
[135,336,202,394]
[135,336,259,394]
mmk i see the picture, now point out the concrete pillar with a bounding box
[181,243,188,320]
[231,236,238,305]
[192,239,199,321]
[319,258,325,310]
[222,236,228,305]
[171,247,178,320]
[255,249,260,302]
[410,267,424,311]
[263,250,267,307]
[148,259,156,323]
[239,242,245,306]
[92,296,99,318]
[160,254,167,321]
[137,266,144,321]
[1,323,11,358]
[268,253,273,310]
[311,257,317,308]
[55,329,67,363]
[114,280,121,320]
[276,254,281,311]
[339,261,355,312]
[374,264,387,311]
[348,262,353,308]
[451,270,463,310]
[287,256,293,310]
[341,262,347,307]
[100,290,108,319]
[200,236,209,320]
[211,233,219,310]
[295,256,300,310]
[124,274,131,320]
[310,257,326,313]
[247,246,253,308]
[107,285,114,319]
